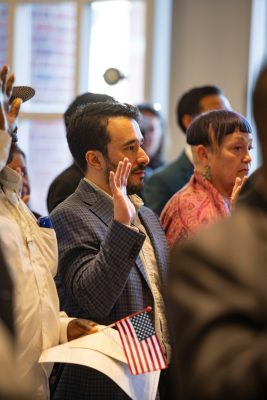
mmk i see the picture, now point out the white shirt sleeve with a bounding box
[59,311,76,344]
[0,130,11,172]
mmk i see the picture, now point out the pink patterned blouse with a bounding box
[160,170,231,247]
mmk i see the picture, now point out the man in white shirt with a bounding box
[0,64,97,399]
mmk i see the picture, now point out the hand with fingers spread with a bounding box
[230,175,248,212]
[109,157,136,225]
[0,64,22,135]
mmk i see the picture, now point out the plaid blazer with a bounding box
[50,179,169,400]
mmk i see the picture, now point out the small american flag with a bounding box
[115,307,168,375]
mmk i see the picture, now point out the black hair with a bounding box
[136,103,161,119]
[67,102,140,172]
[186,109,252,148]
[64,92,115,129]
[9,146,26,161]
[176,86,224,133]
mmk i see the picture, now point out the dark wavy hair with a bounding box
[64,92,115,129]
[186,109,252,149]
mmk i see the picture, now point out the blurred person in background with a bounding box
[168,64,267,400]
[238,165,263,204]
[47,92,116,213]
[161,109,252,247]
[0,243,17,397]
[0,244,35,399]
[143,86,231,215]
[7,145,41,218]
[137,102,165,180]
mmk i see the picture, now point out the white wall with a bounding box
[166,0,252,161]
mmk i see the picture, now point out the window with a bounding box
[1,0,147,215]
[19,119,70,213]
[0,4,8,65]
[88,0,146,103]
[14,2,77,112]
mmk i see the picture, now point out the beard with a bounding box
[103,156,146,195]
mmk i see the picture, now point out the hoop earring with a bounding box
[202,164,211,181]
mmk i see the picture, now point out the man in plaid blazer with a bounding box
[50,101,170,399]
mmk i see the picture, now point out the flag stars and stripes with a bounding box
[115,308,168,375]
[130,313,155,341]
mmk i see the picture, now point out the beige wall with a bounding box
[166,0,252,161]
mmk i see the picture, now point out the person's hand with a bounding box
[21,193,30,205]
[109,157,136,225]
[67,318,98,342]
[0,64,22,134]
[230,176,248,212]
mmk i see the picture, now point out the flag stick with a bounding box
[98,306,152,331]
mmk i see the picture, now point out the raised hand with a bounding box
[109,158,136,225]
[230,175,248,212]
[0,64,22,134]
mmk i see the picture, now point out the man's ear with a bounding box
[181,114,193,131]
[85,150,104,170]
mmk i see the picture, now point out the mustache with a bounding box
[131,164,146,174]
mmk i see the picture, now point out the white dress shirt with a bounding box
[0,130,71,399]
[129,195,171,362]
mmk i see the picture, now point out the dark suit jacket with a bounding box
[50,179,169,399]
[238,166,263,205]
[168,178,267,400]
[143,150,194,215]
[47,163,83,213]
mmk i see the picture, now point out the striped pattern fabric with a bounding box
[116,309,168,375]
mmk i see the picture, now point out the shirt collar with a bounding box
[83,177,143,210]
[129,194,144,212]
[0,166,22,193]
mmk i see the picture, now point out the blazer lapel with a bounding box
[76,180,154,288]
[135,254,151,288]
[75,179,114,226]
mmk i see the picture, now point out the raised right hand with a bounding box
[109,158,136,226]
[0,64,22,133]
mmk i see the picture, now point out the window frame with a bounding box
[2,0,156,124]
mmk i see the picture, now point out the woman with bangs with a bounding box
[161,109,253,247]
